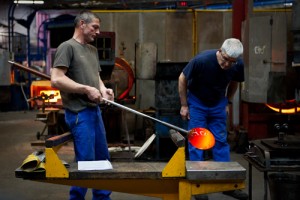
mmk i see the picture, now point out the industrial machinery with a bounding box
[30,92,64,139]
[246,124,300,170]
[244,122,300,200]
[154,62,188,159]
[8,61,68,140]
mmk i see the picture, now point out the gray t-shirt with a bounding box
[53,38,101,112]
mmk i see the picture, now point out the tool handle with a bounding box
[102,98,189,134]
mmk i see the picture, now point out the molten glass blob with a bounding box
[188,127,215,150]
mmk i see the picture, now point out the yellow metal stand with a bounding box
[45,147,69,178]
[17,132,246,200]
[162,147,186,177]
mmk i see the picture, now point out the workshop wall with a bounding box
[1,5,294,140]
[93,10,193,63]
[242,11,293,104]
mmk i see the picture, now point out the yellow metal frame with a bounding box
[162,147,186,177]
[42,138,245,200]
[45,144,69,178]
[44,143,186,179]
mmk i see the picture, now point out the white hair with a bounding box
[221,38,243,59]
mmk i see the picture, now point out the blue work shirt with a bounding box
[183,49,244,106]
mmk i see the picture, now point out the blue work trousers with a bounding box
[187,93,230,162]
[65,106,111,200]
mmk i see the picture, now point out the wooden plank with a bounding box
[45,132,72,148]
[15,162,166,180]
[16,161,247,182]
[68,162,165,179]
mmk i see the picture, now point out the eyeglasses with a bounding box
[220,51,238,65]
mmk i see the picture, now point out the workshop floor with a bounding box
[0,110,268,200]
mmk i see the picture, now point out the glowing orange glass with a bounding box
[188,127,215,150]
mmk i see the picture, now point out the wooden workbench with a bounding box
[15,131,246,200]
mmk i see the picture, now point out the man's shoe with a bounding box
[223,190,248,200]
[194,194,209,200]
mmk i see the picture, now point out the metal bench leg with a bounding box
[248,162,252,200]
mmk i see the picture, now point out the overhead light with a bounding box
[14,0,44,4]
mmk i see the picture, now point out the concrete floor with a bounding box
[0,110,269,200]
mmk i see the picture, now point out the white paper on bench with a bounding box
[78,160,113,170]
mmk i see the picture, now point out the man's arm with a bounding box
[51,67,102,103]
[178,72,188,106]
[178,72,189,120]
[226,81,239,103]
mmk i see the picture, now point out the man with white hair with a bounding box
[178,38,248,200]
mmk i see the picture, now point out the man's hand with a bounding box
[180,105,190,120]
[85,86,102,103]
[101,88,114,102]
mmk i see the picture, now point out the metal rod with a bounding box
[8,60,51,80]
[7,61,189,135]
[103,98,189,134]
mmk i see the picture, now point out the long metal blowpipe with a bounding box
[7,60,215,150]
[102,98,189,134]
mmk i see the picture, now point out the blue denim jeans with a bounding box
[65,106,111,200]
[187,93,230,162]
